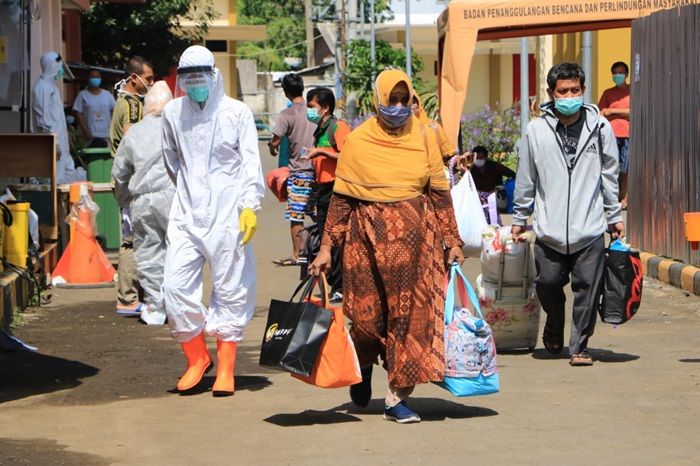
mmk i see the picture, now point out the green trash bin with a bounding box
[81,147,121,250]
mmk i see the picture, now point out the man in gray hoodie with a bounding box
[512,63,624,366]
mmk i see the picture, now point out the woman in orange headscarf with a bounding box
[309,70,464,423]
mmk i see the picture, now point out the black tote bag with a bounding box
[259,275,333,376]
[599,249,643,325]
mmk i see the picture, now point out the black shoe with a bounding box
[350,365,373,407]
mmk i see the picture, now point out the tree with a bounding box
[345,39,424,116]
[237,0,306,71]
[81,0,218,76]
[236,0,394,72]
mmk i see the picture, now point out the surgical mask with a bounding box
[187,86,209,103]
[306,107,322,124]
[473,159,486,168]
[65,115,75,125]
[612,74,626,86]
[554,96,583,116]
[89,77,102,88]
[55,68,64,81]
[134,74,152,96]
[377,104,413,129]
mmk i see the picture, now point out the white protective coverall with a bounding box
[31,52,76,184]
[112,82,175,325]
[162,46,265,343]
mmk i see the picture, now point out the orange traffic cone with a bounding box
[52,185,115,288]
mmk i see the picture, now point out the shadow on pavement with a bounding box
[169,375,272,396]
[590,349,640,363]
[0,437,109,465]
[264,410,362,427]
[0,350,99,404]
[530,348,570,360]
[530,348,640,363]
[678,358,700,363]
[341,398,498,422]
[263,398,498,426]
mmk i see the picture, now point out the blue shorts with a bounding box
[617,137,629,174]
[285,171,315,223]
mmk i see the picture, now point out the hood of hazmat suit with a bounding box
[112,81,175,325]
[112,81,175,205]
[32,51,76,183]
[162,45,264,230]
[161,45,265,343]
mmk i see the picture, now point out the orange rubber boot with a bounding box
[176,332,213,392]
[212,340,237,397]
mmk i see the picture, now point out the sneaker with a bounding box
[349,365,373,407]
[329,291,343,304]
[383,401,421,424]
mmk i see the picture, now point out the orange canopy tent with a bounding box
[437,0,700,147]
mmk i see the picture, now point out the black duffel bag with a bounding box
[259,274,333,376]
[599,247,643,325]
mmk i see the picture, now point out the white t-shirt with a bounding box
[72,88,116,138]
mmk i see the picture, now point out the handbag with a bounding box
[292,275,362,388]
[259,275,333,376]
[265,167,289,202]
[436,263,500,397]
[450,171,489,255]
[598,240,643,325]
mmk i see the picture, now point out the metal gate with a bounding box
[628,4,700,267]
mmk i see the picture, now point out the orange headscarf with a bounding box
[333,69,449,203]
[414,94,457,159]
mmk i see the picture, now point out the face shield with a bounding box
[176,65,215,107]
[55,54,75,81]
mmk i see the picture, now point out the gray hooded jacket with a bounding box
[512,102,623,255]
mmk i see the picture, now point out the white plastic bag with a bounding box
[451,171,489,255]
[480,226,536,286]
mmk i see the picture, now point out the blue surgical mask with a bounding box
[554,96,583,116]
[55,68,64,81]
[306,107,322,124]
[89,77,102,88]
[377,104,413,129]
[187,86,209,104]
[612,73,626,86]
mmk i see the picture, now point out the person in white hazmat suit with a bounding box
[31,51,76,184]
[162,46,264,397]
[112,81,176,326]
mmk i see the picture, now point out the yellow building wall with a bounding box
[593,28,632,103]
[552,29,631,104]
[463,54,491,114]
[553,32,583,65]
[209,0,238,98]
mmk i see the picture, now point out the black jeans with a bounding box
[306,182,343,295]
[534,236,605,355]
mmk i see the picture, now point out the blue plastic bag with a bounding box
[609,239,631,252]
[437,264,500,397]
[503,178,516,214]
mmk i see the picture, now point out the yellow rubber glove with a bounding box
[239,208,257,245]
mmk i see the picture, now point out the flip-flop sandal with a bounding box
[542,322,564,355]
[570,352,594,366]
[116,303,145,315]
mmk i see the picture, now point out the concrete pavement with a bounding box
[1,145,699,465]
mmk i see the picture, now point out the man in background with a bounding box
[110,56,155,315]
[268,73,315,266]
[598,61,631,210]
